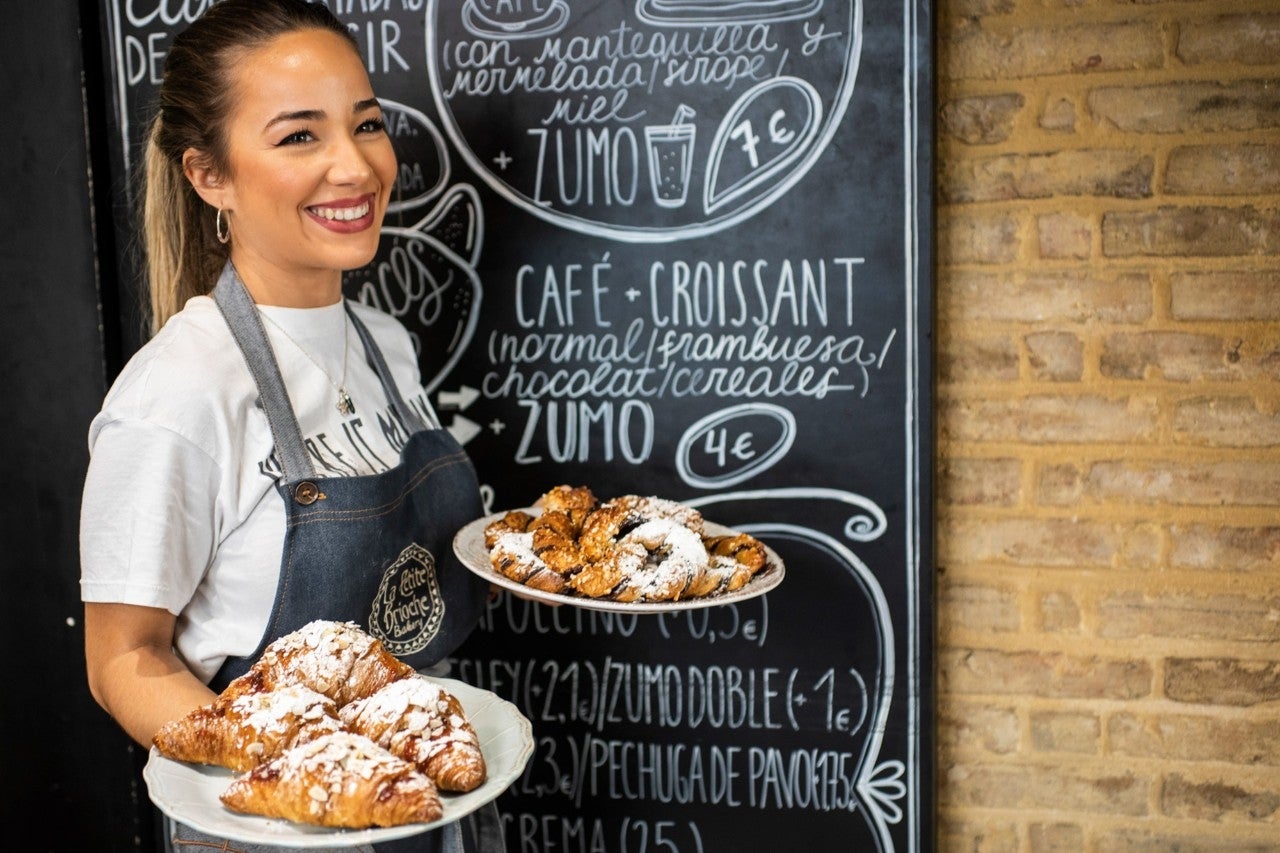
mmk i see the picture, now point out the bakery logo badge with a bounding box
[369,543,445,655]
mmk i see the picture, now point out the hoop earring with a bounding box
[215,208,231,244]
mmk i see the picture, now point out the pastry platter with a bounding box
[453,509,786,613]
[143,676,532,847]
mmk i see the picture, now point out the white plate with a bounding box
[143,677,532,848]
[453,509,786,613]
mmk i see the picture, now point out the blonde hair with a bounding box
[139,0,356,335]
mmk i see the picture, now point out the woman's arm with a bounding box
[83,601,217,748]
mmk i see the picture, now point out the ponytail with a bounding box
[141,115,228,334]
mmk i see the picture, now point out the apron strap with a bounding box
[211,263,316,482]
[346,307,437,431]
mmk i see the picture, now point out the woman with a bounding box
[79,1,495,849]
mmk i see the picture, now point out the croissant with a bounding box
[219,731,443,828]
[152,683,344,772]
[221,620,416,707]
[340,677,487,792]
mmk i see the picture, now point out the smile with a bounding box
[309,201,371,221]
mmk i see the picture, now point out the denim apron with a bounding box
[165,263,499,853]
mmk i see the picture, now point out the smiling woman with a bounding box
[182,29,397,307]
[77,2,500,851]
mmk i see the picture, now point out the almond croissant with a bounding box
[219,731,443,828]
[340,677,487,792]
[221,620,415,707]
[152,683,344,772]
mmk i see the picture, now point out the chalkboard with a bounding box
[99,1,933,850]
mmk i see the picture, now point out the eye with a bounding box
[277,128,316,146]
[357,117,387,135]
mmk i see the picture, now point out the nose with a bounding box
[327,136,375,186]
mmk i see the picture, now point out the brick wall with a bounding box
[933,0,1280,849]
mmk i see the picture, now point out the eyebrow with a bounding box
[263,98,383,131]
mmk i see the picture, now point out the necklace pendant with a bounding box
[337,388,354,416]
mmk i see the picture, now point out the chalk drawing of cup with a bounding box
[644,105,697,209]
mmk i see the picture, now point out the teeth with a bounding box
[312,201,370,221]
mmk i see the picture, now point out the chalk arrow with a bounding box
[438,385,480,411]
[447,414,483,446]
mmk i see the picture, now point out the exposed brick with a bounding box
[1036,212,1093,260]
[1026,331,1084,381]
[1100,331,1280,382]
[944,20,1163,80]
[940,582,1022,633]
[943,269,1152,324]
[1040,95,1078,132]
[939,93,1026,144]
[941,149,1153,203]
[933,1,1280,845]
[939,209,1023,264]
[1170,270,1280,321]
[942,516,1131,568]
[1119,524,1163,568]
[1166,144,1280,196]
[1177,13,1280,67]
[944,0,1014,18]
[937,819,1019,853]
[1102,206,1280,258]
[1098,591,1280,642]
[938,335,1020,382]
[1108,712,1280,765]
[1169,524,1280,574]
[1173,396,1280,448]
[1097,829,1278,853]
[1037,463,1084,506]
[1040,590,1083,633]
[937,457,1023,506]
[1081,460,1280,507]
[938,701,1021,754]
[1164,658,1280,707]
[944,762,1149,814]
[1028,822,1086,851]
[1161,773,1280,822]
[941,648,1154,700]
[941,395,1159,444]
[1088,81,1280,134]
[1030,709,1100,754]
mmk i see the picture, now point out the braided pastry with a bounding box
[485,486,772,603]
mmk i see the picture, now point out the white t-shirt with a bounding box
[79,294,441,683]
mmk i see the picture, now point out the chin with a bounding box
[332,244,381,273]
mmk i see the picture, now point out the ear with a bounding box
[182,148,231,210]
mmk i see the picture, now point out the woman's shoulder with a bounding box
[97,295,254,427]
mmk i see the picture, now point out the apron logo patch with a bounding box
[369,543,445,655]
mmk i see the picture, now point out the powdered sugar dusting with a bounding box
[342,677,478,764]
[229,683,339,737]
[259,620,375,696]
[620,519,709,600]
[229,730,436,823]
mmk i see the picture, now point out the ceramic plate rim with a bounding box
[142,676,532,848]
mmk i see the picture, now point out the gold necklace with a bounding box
[258,307,355,415]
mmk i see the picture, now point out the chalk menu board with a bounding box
[99,1,932,849]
